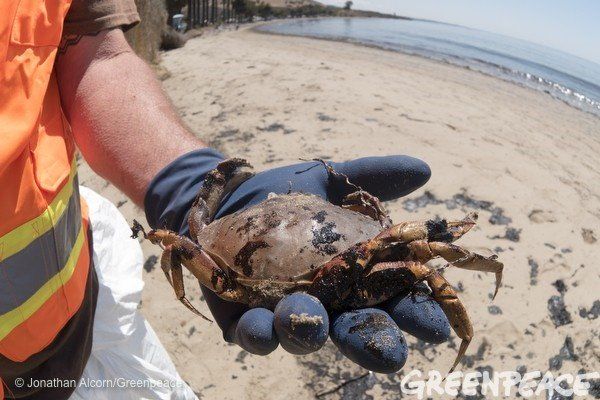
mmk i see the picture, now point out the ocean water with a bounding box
[258,18,600,117]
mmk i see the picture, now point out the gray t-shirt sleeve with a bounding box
[63,0,140,36]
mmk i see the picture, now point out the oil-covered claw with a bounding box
[374,213,478,245]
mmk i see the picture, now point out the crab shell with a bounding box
[196,193,383,308]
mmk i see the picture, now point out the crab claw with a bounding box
[375,212,479,246]
[181,297,213,323]
[439,212,478,242]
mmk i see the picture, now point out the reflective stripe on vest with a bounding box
[0,159,83,337]
[0,158,91,363]
[0,0,91,366]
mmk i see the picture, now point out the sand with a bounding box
[78,25,600,398]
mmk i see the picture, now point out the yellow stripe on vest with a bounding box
[0,157,77,261]
[0,224,86,341]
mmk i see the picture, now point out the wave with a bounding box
[257,19,600,117]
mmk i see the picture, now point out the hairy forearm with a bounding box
[56,29,206,206]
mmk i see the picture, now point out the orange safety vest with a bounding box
[1,0,91,396]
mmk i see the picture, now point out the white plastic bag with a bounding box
[70,187,197,400]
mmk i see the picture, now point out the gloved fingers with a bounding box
[382,292,451,344]
[273,293,329,355]
[334,155,431,201]
[215,155,431,217]
[202,286,279,355]
[233,308,279,355]
[330,308,408,373]
[215,162,331,218]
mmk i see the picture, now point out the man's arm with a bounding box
[55,28,205,206]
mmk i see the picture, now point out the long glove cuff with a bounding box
[144,148,225,233]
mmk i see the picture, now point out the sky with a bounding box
[319,0,600,65]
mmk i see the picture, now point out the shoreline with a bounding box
[252,19,600,120]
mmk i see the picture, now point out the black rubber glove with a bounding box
[145,148,450,373]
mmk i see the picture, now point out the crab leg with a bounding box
[331,260,474,373]
[425,270,473,374]
[161,245,212,321]
[408,241,503,299]
[314,213,479,277]
[189,158,254,237]
[308,215,477,305]
[342,191,392,228]
[341,261,429,308]
[150,229,248,304]
[395,262,474,373]
[314,159,392,227]
[375,213,478,245]
[310,213,488,307]
[309,250,473,372]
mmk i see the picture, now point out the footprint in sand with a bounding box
[528,209,557,223]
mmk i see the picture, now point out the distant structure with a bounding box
[183,0,404,30]
[187,0,236,28]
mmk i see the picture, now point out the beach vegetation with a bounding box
[232,0,257,21]
[257,3,274,20]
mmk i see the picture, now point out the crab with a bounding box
[132,158,503,372]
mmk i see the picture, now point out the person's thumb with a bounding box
[334,155,431,201]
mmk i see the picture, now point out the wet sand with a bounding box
[79,24,600,398]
